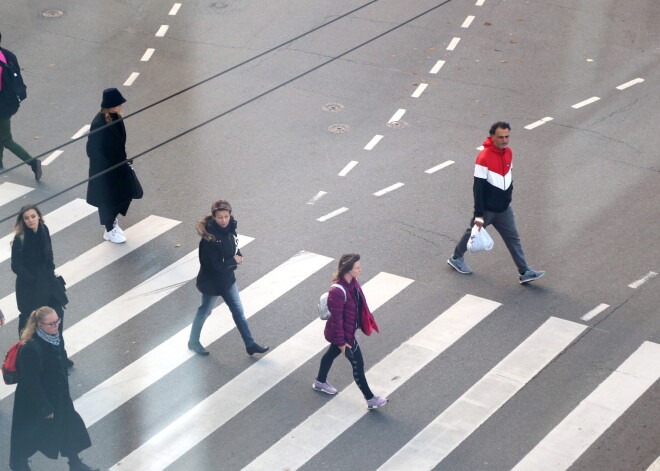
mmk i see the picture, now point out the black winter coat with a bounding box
[196,216,243,295]
[10,336,91,465]
[11,224,67,316]
[0,47,22,119]
[85,112,133,208]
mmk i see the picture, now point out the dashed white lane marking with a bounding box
[477,145,484,151]
[571,96,600,109]
[581,303,609,321]
[628,271,657,289]
[425,160,455,174]
[476,0,485,5]
[42,149,64,166]
[388,109,406,123]
[374,182,404,197]
[364,134,383,150]
[317,207,348,222]
[123,72,140,86]
[155,25,169,37]
[71,125,90,139]
[429,60,445,74]
[461,15,475,28]
[169,3,181,15]
[447,37,461,51]
[524,116,554,130]
[411,83,428,98]
[616,78,644,90]
[141,48,155,62]
[338,161,358,176]
[306,191,327,205]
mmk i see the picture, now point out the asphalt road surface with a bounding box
[1,1,659,470]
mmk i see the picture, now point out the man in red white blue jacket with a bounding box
[447,121,545,284]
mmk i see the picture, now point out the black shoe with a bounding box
[66,358,74,368]
[246,343,269,356]
[188,341,209,356]
[69,460,99,471]
[31,159,42,182]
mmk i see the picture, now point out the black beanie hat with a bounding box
[101,88,127,108]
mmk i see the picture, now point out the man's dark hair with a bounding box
[489,121,511,135]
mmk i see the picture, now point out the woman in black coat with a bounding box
[10,307,98,471]
[85,87,133,244]
[10,204,68,341]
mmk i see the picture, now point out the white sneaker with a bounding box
[103,227,127,244]
[112,219,124,235]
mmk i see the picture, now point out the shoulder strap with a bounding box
[330,283,347,302]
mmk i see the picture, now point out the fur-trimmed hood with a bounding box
[196,215,238,242]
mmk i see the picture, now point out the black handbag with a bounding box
[128,165,144,199]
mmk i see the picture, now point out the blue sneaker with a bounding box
[447,256,473,274]
[519,269,546,284]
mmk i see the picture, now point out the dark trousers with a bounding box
[98,201,130,231]
[316,341,374,400]
[453,205,530,273]
[0,117,33,165]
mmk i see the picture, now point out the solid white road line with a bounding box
[628,271,657,289]
[0,182,33,208]
[0,215,180,326]
[571,96,600,109]
[111,272,413,471]
[524,117,553,130]
[123,72,140,86]
[338,161,358,176]
[580,303,609,321]
[461,15,475,28]
[364,134,383,150]
[374,182,404,197]
[647,455,660,471]
[306,191,327,205]
[317,207,348,222]
[379,317,586,471]
[411,83,428,98]
[425,160,455,174]
[155,25,169,37]
[476,0,485,5]
[616,78,644,90]
[77,251,333,428]
[41,149,64,166]
[388,109,406,123]
[447,37,461,51]
[429,60,445,74]
[141,48,155,61]
[244,294,500,471]
[71,125,90,139]
[169,3,181,15]
[0,199,96,264]
[512,341,660,471]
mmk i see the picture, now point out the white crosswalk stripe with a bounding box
[378,317,587,471]
[109,271,413,471]
[244,294,500,471]
[0,182,33,207]
[76,250,334,428]
[0,215,179,326]
[511,341,660,471]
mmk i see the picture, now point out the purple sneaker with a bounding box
[312,380,337,395]
[366,396,389,410]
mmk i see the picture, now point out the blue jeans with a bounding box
[189,283,255,347]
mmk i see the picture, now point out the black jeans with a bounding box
[98,200,130,231]
[316,341,374,400]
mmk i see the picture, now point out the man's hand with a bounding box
[474,217,484,229]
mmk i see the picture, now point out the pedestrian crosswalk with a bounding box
[1,195,659,470]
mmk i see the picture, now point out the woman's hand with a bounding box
[339,343,351,355]
[45,413,54,419]
[234,255,243,264]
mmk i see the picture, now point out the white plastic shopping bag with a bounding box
[467,225,494,253]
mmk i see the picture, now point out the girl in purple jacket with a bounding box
[313,253,388,409]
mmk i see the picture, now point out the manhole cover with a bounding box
[42,9,65,18]
[322,103,344,112]
[328,124,351,134]
[387,120,409,128]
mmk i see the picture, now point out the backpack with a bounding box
[2,341,25,385]
[0,48,28,109]
[317,284,347,321]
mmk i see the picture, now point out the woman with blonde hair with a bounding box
[9,307,98,471]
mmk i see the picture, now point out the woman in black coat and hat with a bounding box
[10,204,72,367]
[86,87,135,244]
[9,306,98,471]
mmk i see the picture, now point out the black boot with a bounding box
[188,341,209,356]
[246,342,269,356]
[30,159,42,182]
[68,456,99,471]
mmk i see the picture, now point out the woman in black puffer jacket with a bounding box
[187,199,268,357]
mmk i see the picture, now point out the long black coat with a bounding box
[0,47,22,119]
[10,336,91,465]
[85,112,133,208]
[11,224,67,317]
[196,216,243,295]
